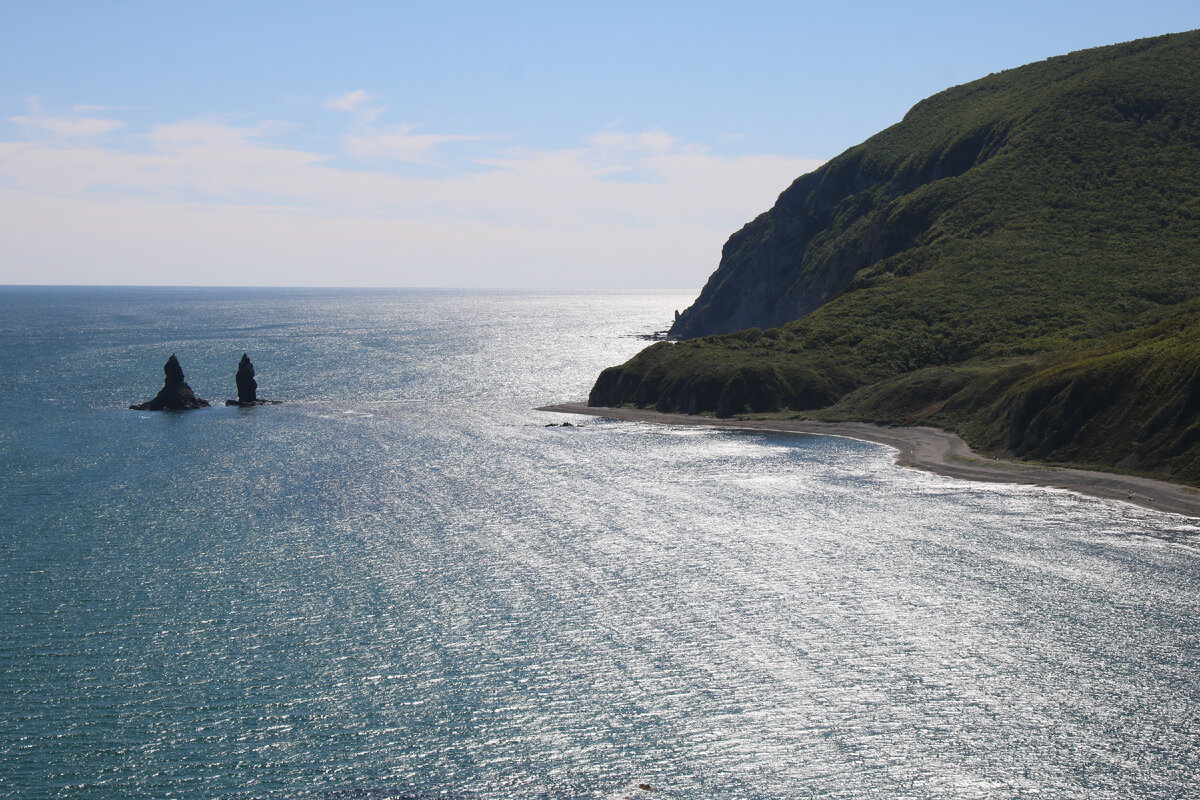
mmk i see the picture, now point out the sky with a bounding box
[2,1,1198,290]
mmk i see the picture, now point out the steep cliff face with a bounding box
[670,118,1008,338]
[667,31,1194,339]
[595,30,1200,482]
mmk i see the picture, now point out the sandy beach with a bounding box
[539,403,1200,519]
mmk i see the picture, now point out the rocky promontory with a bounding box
[592,30,1200,485]
[130,354,210,411]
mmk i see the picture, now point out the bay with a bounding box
[1,288,1197,799]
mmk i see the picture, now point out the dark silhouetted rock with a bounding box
[130,354,210,411]
[224,353,281,406]
[236,353,257,403]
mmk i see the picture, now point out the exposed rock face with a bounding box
[130,354,210,410]
[235,353,257,404]
[590,31,1200,482]
[225,353,281,406]
[667,123,1005,340]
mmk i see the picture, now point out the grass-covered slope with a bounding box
[590,30,1200,484]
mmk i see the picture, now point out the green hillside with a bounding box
[590,31,1200,484]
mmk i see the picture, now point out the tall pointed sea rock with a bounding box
[235,353,257,404]
[130,354,210,410]
[225,353,281,406]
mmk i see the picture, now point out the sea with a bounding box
[1,287,1198,800]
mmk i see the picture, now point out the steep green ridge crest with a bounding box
[591,30,1200,484]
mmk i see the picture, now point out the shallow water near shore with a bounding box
[2,287,1198,800]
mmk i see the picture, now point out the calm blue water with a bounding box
[1,287,1198,800]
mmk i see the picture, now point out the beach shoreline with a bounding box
[538,403,1200,519]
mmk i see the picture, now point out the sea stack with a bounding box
[130,354,210,410]
[225,353,280,406]
[235,353,257,403]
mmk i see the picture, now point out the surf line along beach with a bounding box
[539,403,1200,519]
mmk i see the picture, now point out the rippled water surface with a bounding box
[1,288,1198,799]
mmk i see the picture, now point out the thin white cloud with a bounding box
[344,124,492,164]
[324,89,385,125]
[145,118,296,150]
[324,89,376,113]
[10,114,122,139]
[587,128,677,154]
[0,110,824,287]
[324,90,488,163]
[0,191,728,288]
[71,104,130,113]
[11,96,123,139]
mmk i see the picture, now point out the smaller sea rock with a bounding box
[130,354,210,411]
[224,353,282,406]
[236,352,257,403]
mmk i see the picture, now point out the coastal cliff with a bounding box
[593,30,1200,484]
[668,117,1005,339]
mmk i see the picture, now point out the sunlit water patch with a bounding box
[1,288,1197,799]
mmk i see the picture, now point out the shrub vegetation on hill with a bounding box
[589,30,1200,484]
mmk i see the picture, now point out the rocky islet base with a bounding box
[129,354,210,411]
[131,353,279,411]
